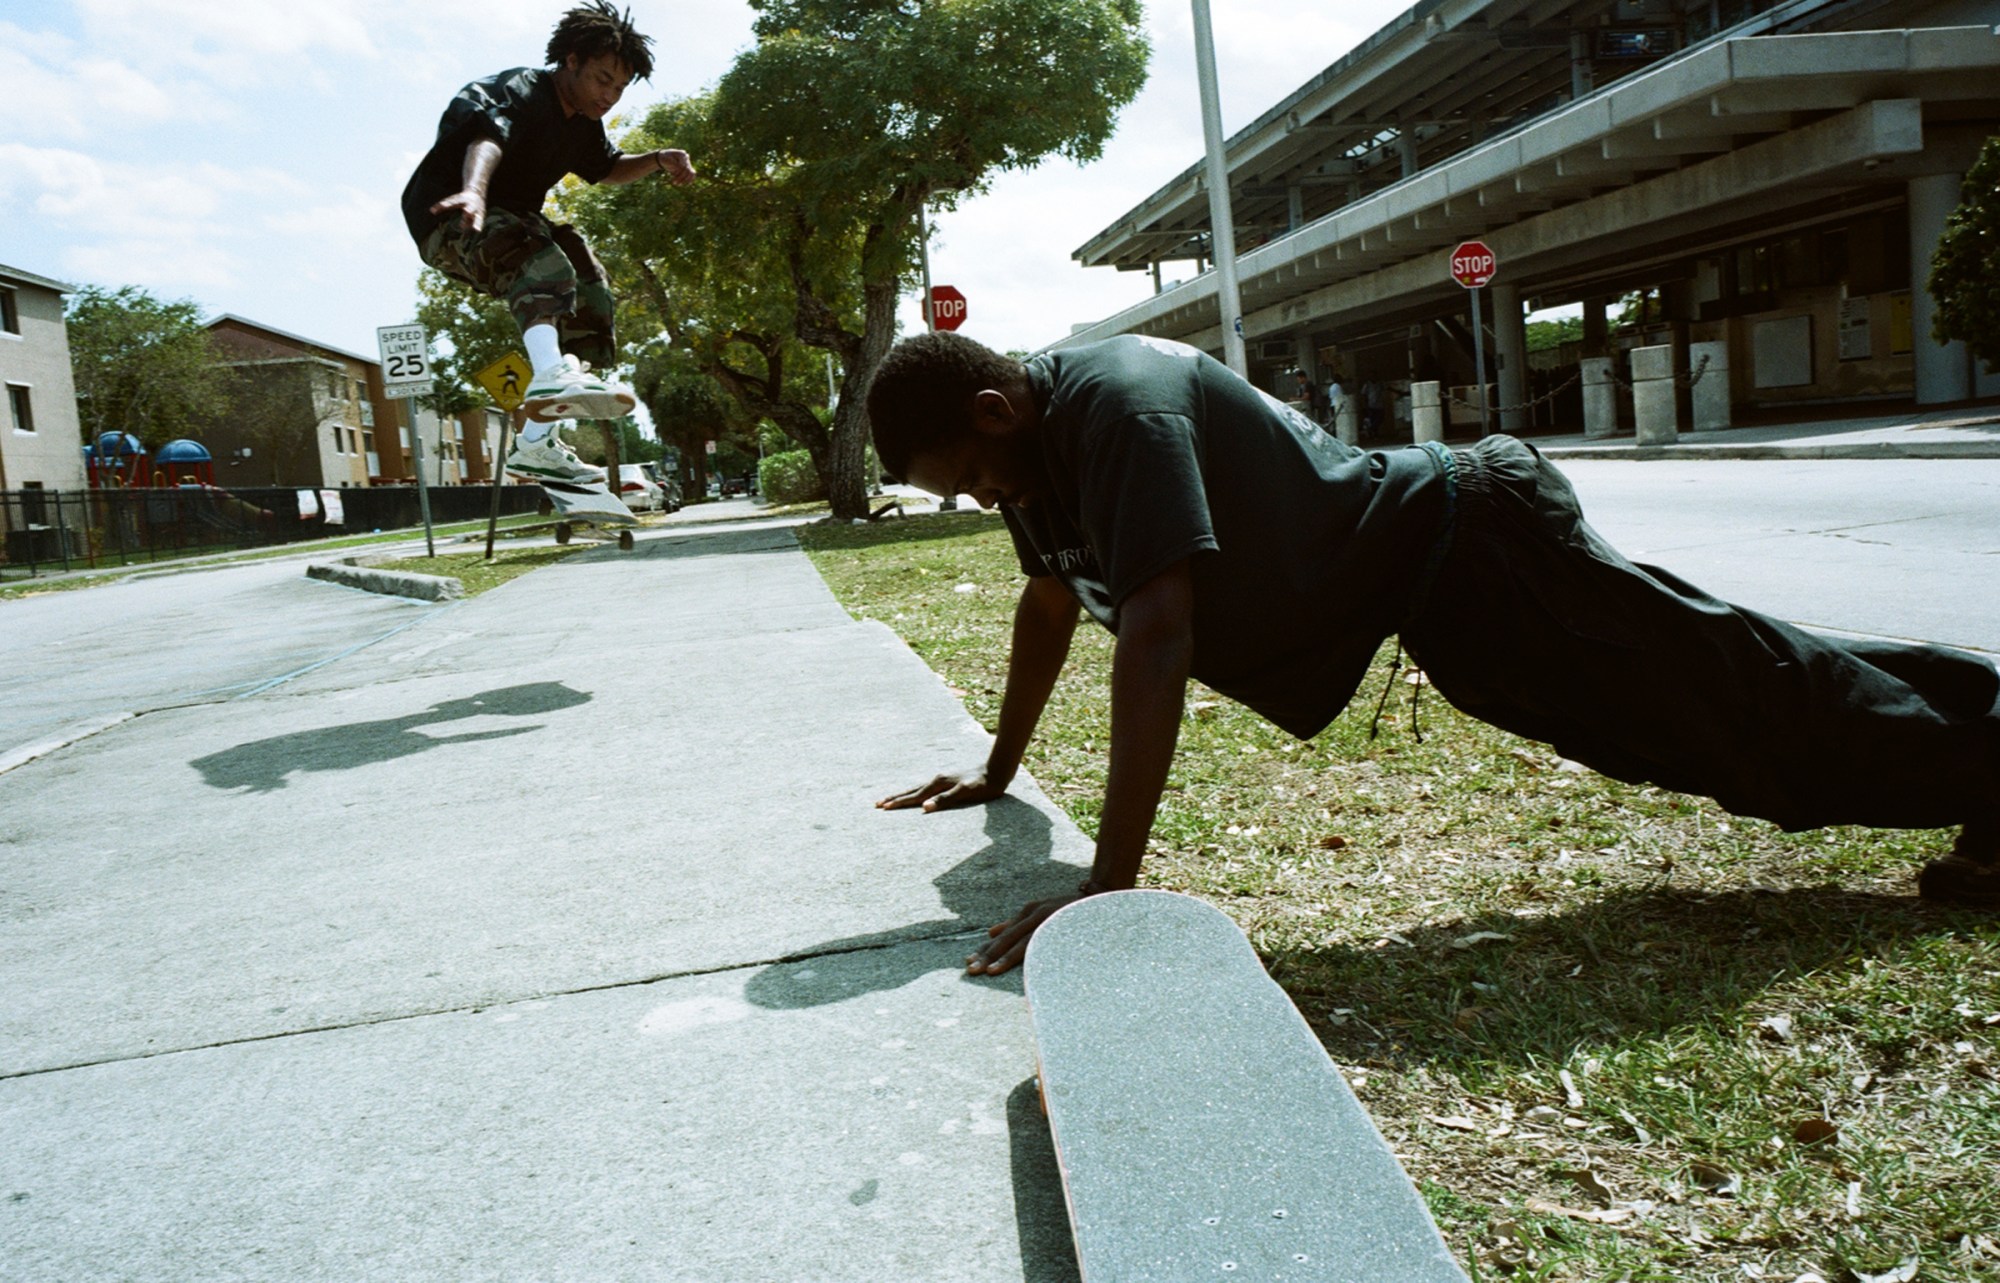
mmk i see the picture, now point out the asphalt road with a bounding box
[1557,458,2000,654]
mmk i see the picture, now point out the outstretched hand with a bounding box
[429,189,486,232]
[656,149,697,186]
[966,894,1082,976]
[877,766,1007,813]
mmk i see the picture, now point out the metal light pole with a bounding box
[1192,0,1247,377]
[918,204,957,509]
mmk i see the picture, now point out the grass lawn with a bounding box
[381,545,583,596]
[800,512,2000,1283]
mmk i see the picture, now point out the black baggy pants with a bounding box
[1401,436,1999,832]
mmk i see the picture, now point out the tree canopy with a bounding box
[65,285,234,448]
[567,0,1148,517]
[1929,137,2000,374]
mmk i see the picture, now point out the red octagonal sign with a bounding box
[1449,240,1498,289]
[929,285,967,331]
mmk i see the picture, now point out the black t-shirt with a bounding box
[401,67,622,243]
[1001,336,1450,739]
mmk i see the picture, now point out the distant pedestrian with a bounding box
[401,2,696,484]
[1323,376,1348,429]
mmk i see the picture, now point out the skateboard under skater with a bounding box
[532,478,638,551]
[1024,890,1468,1282]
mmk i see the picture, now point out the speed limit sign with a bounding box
[376,324,434,399]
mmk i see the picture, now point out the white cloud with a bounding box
[63,238,242,291]
[0,22,224,141]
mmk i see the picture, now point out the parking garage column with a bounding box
[1492,282,1528,435]
[1909,172,1972,405]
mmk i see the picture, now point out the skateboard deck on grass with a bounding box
[1024,890,1469,1283]
[535,478,637,550]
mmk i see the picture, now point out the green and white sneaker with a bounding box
[522,355,637,423]
[505,426,606,484]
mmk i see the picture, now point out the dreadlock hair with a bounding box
[867,332,1027,482]
[547,1,655,81]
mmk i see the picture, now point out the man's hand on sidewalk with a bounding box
[877,766,1007,813]
[966,893,1083,976]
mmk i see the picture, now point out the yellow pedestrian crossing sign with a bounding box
[476,352,533,410]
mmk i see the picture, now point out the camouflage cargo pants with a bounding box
[419,207,616,371]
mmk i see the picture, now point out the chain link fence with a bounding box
[0,484,546,581]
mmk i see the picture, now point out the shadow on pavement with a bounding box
[744,797,1077,1010]
[190,681,591,793]
[1008,1075,1082,1283]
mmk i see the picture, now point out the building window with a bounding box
[331,423,346,454]
[347,427,359,455]
[7,383,33,433]
[359,398,374,427]
[22,481,47,524]
[1,287,18,334]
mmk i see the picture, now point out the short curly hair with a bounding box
[547,1,655,81]
[867,332,1026,481]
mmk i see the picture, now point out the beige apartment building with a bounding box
[1,262,89,563]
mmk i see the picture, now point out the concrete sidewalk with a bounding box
[0,522,1091,1281]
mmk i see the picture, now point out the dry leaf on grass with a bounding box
[1554,1167,1616,1205]
[1427,1114,1481,1132]
[1525,1197,1634,1224]
[1791,1117,1839,1147]
[1449,930,1512,949]
[1690,1161,1741,1197]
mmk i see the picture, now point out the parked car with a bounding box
[639,462,682,512]
[615,464,664,512]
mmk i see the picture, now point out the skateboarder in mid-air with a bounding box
[867,331,2000,974]
[401,1,694,484]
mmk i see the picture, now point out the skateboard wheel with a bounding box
[618,530,634,551]
[555,522,573,545]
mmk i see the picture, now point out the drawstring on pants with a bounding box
[1367,643,1428,744]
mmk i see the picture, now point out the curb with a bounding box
[1540,442,2000,462]
[305,558,462,601]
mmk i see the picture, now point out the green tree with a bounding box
[633,345,762,500]
[712,0,1149,517]
[1929,137,2000,374]
[576,0,1148,518]
[567,95,850,501]
[65,285,234,448]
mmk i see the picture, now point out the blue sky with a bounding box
[1,0,1408,363]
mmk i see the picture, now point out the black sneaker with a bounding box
[1918,819,2000,909]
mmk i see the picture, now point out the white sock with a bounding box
[523,325,564,378]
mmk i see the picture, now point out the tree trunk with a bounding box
[823,278,900,519]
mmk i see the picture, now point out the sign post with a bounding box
[475,351,533,560]
[917,207,956,508]
[377,323,438,556]
[1449,241,1498,437]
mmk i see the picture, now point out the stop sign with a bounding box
[1449,241,1497,289]
[929,285,967,331]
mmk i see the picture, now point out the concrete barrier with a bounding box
[1582,357,1618,439]
[1334,399,1360,446]
[1632,344,1679,446]
[1412,381,1444,444]
[1691,340,1731,432]
[306,559,463,602]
